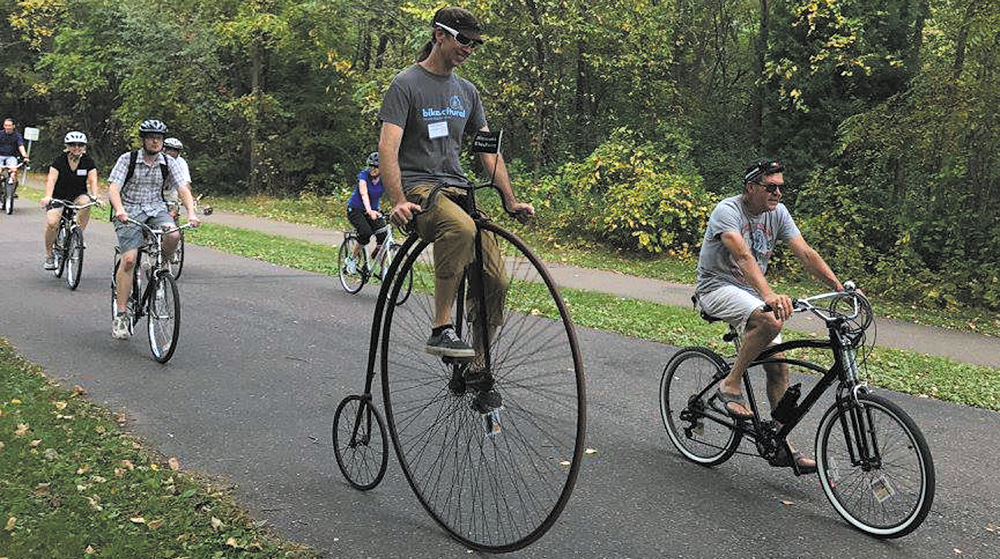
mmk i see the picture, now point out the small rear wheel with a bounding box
[816,393,934,538]
[66,229,85,290]
[660,347,742,466]
[147,273,181,363]
[338,235,367,293]
[332,395,388,491]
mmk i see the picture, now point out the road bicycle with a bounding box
[111,218,197,363]
[167,196,212,280]
[49,197,101,290]
[338,221,412,304]
[0,160,26,215]
[332,134,586,552]
[659,284,934,538]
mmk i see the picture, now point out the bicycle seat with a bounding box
[691,295,723,323]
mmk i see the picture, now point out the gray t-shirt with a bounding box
[696,195,801,296]
[379,64,486,191]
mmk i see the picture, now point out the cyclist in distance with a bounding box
[0,118,30,186]
[162,137,193,220]
[694,158,847,472]
[345,151,387,272]
[380,6,534,365]
[40,131,99,270]
[107,119,198,340]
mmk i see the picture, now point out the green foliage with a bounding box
[524,129,716,256]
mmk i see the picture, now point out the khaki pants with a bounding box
[407,184,507,327]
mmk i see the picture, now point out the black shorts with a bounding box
[347,208,388,245]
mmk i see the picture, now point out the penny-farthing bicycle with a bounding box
[332,131,587,552]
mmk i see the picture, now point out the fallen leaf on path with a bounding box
[54,401,67,410]
[168,457,181,471]
[14,423,29,436]
[73,385,87,396]
[210,517,225,531]
[130,517,145,524]
[147,519,164,530]
[43,448,59,460]
[779,499,795,506]
[584,447,597,455]
[226,537,239,548]
[5,517,15,531]
[29,439,41,447]
[122,460,134,470]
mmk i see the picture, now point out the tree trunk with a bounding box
[374,34,389,69]
[750,0,770,151]
[250,43,262,192]
[523,0,549,176]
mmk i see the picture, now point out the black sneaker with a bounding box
[425,326,475,359]
[471,389,503,413]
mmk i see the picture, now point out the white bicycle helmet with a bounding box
[164,137,184,150]
[138,119,168,136]
[64,131,88,144]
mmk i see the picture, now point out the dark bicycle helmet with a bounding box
[743,158,784,184]
[164,137,184,150]
[138,119,168,136]
[367,152,379,167]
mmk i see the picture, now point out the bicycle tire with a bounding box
[147,272,181,363]
[816,392,935,538]
[381,222,586,552]
[3,179,13,214]
[386,242,413,305]
[66,229,84,290]
[333,395,389,491]
[170,231,185,279]
[54,226,68,278]
[660,347,742,466]
[338,235,366,293]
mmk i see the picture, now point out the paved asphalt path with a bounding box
[206,210,1000,369]
[2,207,999,558]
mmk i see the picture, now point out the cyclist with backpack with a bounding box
[107,119,198,340]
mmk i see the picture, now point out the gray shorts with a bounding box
[0,155,18,168]
[697,285,782,344]
[114,209,176,252]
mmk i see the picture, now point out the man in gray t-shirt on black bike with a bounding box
[695,158,845,472]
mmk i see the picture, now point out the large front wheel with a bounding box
[380,223,586,552]
[660,347,742,466]
[147,273,181,363]
[816,393,935,538]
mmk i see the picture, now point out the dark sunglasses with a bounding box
[761,181,785,194]
[66,142,86,147]
[435,22,484,49]
[369,164,379,169]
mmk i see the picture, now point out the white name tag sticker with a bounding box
[427,121,449,139]
[76,169,88,176]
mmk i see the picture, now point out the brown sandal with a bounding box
[715,387,755,420]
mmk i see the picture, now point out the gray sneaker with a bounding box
[425,326,475,359]
[43,256,56,270]
[111,312,131,340]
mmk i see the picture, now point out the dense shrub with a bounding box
[518,130,716,257]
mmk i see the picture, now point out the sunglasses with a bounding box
[435,22,484,49]
[66,142,86,147]
[761,181,785,194]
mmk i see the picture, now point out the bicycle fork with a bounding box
[836,395,883,472]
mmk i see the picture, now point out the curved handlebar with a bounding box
[408,182,530,222]
[49,197,102,210]
[762,283,866,324]
[124,217,198,236]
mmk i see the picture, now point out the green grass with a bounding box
[198,191,1000,338]
[182,221,1000,412]
[0,339,318,558]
